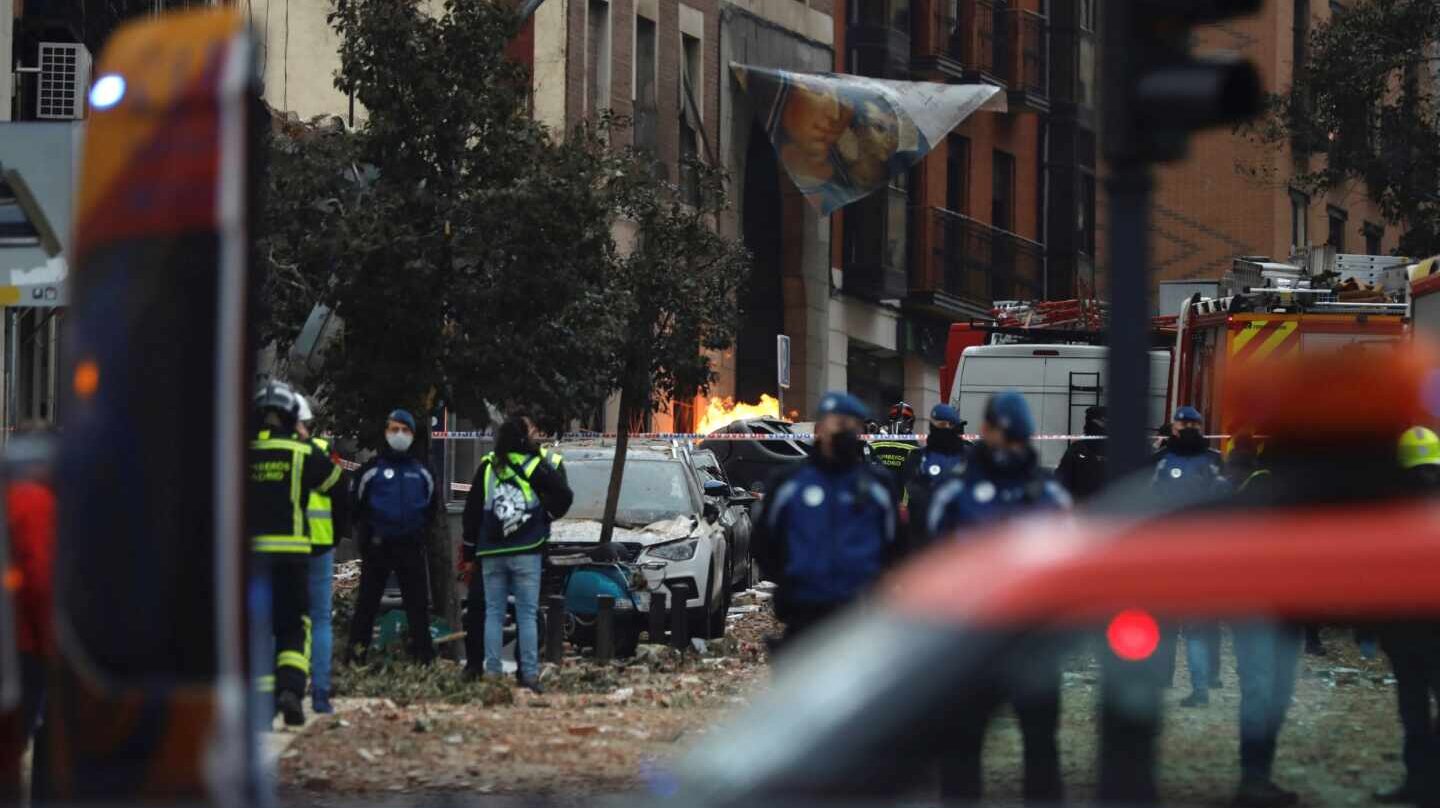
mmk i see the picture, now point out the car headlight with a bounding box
[646,538,699,561]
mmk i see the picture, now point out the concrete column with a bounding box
[903,356,942,431]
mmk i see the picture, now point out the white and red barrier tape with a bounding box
[424,431,1229,443]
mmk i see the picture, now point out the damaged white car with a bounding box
[548,445,734,648]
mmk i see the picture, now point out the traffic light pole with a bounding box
[1098,160,1162,806]
[1105,161,1155,479]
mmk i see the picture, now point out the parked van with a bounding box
[947,344,1171,468]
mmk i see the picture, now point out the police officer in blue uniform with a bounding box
[345,409,439,665]
[928,391,1070,804]
[752,392,900,647]
[1153,406,1229,707]
[899,403,970,548]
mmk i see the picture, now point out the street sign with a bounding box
[777,334,791,390]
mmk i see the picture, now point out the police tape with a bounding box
[423,431,1231,443]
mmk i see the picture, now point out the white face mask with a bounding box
[386,430,414,453]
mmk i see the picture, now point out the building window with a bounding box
[1293,0,1309,72]
[1364,223,1384,255]
[947,135,971,215]
[679,34,704,206]
[586,0,611,115]
[992,149,1016,232]
[850,0,911,32]
[1080,172,1097,256]
[682,34,702,117]
[1290,190,1309,251]
[634,15,659,156]
[1327,205,1347,251]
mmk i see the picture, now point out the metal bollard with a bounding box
[545,594,566,664]
[648,590,668,644]
[596,595,615,662]
[669,583,690,650]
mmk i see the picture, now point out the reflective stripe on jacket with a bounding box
[249,429,342,554]
[307,437,335,548]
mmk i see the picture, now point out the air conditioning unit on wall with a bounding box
[35,42,91,120]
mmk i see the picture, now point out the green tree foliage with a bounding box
[1255,0,1440,254]
[259,0,625,439]
[597,159,753,543]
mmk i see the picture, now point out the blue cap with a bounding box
[931,403,962,425]
[984,391,1035,441]
[816,391,870,421]
[1174,405,1203,423]
[388,408,417,431]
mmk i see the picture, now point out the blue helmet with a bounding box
[930,403,963,425]
[388,408,417,431]
[985,391,1035,441]
[817,391,870,421]
[1173,405,1203,423]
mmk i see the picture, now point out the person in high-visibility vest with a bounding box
[249,381,342,726]
[295,395,349,715]
[461,414,572,691]
[1375,427,1440,807]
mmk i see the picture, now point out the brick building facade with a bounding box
[1141,0,1399,313]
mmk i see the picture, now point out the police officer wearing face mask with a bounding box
[899,403,971,548]
[752,392,900,648]
[928,391,1071,805]
[345,409,439,664]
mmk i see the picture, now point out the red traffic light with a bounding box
[1107,609,1161,662]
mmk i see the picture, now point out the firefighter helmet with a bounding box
[1399,427,1440,470]
[254,380,301,422]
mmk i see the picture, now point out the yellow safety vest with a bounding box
[307,437,335,549]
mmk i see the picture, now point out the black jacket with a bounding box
[1056,437,1107,501]
[461,450,573,559]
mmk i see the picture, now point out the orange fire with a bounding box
[696,394,786,433]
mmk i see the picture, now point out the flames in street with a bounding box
[696,394,786,433]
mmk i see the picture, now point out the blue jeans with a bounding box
[482,553,542,681]
[1185,621,1221,697]
[308,551,334,694]
[1233,621,1303,782]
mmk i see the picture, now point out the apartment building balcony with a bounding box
[909,207,1043,316]
[847,0,913,79]
[913,1,1048,113]
[914,0,1003,85]
[1005,8,1049,113]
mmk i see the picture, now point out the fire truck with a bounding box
[942,255,1411,453]
[1169,255,1410,441]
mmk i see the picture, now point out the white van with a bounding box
[947,344,1171,469]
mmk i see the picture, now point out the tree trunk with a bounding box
[419,417,463,659]
[599,382,637,544]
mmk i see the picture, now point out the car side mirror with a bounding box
[703,479,729,496]
[703,501,721,522]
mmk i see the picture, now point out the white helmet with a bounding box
[296,394,314,423]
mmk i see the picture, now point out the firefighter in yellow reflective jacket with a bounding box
[295,395,350,715]
[249,381,342,726]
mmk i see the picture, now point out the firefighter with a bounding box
[1374,427,1440,807]
[752,392,899,647]
[869,401,919,478]
[295,395,349,715]
[1056,405,1108,501]
[249,381,342,726]
[1153,405,1229,706]
[928,391,1071,804]
[898,403,970,548]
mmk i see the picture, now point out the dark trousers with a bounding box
[1184,620,1223,695]
[1382,625,1440,802]
[347,539,435,663]
[269,558,311,699]
[775,600,845,653]
[940,660,1063,804]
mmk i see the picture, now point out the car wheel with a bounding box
[731,555,759,593]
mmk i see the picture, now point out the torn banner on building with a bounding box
[732,64,1006,215]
